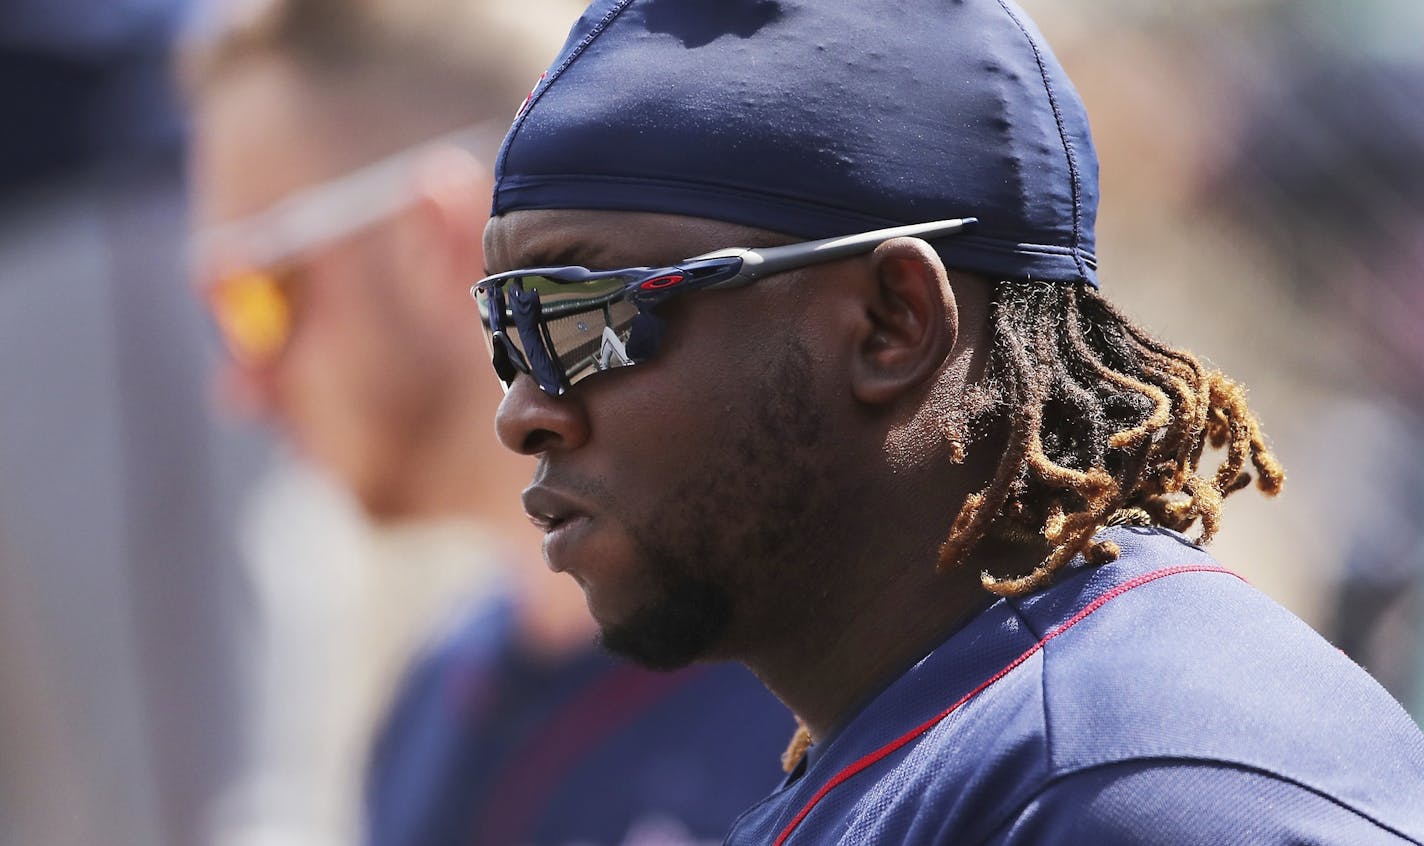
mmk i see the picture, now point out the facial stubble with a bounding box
[597,338,835,670]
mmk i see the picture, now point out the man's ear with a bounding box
[396,146,492,318]
[849,236,958,405]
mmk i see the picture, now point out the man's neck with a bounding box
[742,537,1039,744]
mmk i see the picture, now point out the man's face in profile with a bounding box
[487,208,874,668]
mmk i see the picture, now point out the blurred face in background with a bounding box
[191,54,496,519]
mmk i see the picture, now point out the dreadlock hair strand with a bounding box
[942,280,1283,596]
[937,303,1042,574]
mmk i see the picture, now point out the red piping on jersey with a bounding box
[773,564,1237,846]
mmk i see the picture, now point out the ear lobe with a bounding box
[850,236,958,405]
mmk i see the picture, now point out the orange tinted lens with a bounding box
[208,269,293,363]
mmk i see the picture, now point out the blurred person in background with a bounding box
[185,0,792,844]
[0,2,258,845]
[1220,47,1424,720]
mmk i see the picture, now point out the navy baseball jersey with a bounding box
[365,596,794,846]
[728,526,1424,845]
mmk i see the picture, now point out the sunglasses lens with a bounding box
[524,274,641,385]
[479,274,643,393]
[209,269,293,363]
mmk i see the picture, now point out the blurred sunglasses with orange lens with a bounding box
[193,120,503,365]
[206,267,298,365]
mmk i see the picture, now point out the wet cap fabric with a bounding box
[492,0,1100,287]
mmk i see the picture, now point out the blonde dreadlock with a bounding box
[940,279,1284,596]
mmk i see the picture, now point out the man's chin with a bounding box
[595,581,732,671]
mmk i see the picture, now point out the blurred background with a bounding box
[1,1,1421,844]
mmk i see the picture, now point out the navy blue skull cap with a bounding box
[492,0,1100,287]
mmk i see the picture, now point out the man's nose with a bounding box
[494,375,592,455]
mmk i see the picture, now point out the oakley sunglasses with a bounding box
[471,217,977,396]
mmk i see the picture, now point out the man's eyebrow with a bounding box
[483,243,587,276]
[509,239,609,271]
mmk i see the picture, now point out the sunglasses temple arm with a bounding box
[730,217,978,283]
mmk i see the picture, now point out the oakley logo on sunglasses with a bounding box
[639,273,685,291]
[471,217,977,397]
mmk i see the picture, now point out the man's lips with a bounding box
[522,483,595,573]
[541,513,595,575]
